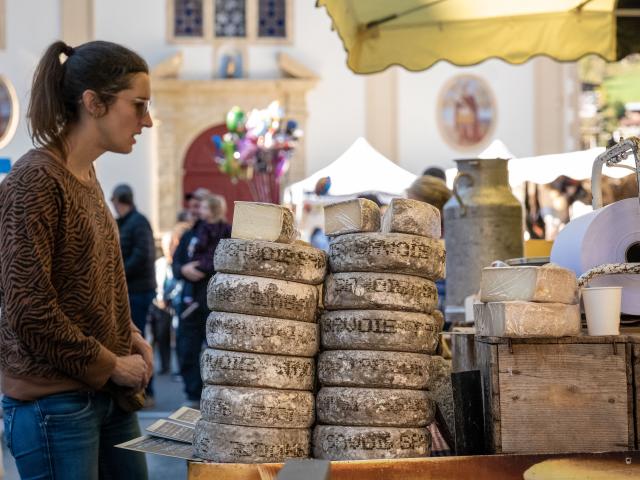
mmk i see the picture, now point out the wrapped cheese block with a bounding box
[329,232,445,280]
[480,264,578,304]
[381,198,441,239]
[474,301,581,337]
[324,198,380,236]
[214,238,327,285]
[231,202,297,243]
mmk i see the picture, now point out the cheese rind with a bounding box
[324,199,380,236]
[313,426,430,460]
[320,310,439,354]
[480,264,578,304]
[474,301,581,337]
[426,356,454,440]
[324,272,437,313]
[316,387,435,427]
[207,273,318,322]
[194,420,310,463]
[381,198,441,239]
[329,232,445,280]
[200,385,314,428]
[231,202,297,244]
[214,238,327,285]
[201,349,315,391]
[207,311,319,357]
[317,350,433,390]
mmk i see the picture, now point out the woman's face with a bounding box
[199,202,214,223]
[95,72,153,154]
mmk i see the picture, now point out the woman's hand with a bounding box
[181,261,205,282]
[110,354,148,390]
[131,331,154,383]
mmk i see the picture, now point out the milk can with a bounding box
[443,158,523,323]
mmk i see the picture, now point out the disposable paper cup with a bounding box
[582,286,622,336]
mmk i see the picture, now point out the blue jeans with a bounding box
[2,391,148,480]
[129,290,156,397]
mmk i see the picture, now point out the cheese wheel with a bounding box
[201,349,315,391]
[200,385,314,428]
[214,238,327,285]
[324,272,438,313]
[320,310,439,354]
[324,198,380,236]
[207,311,319,357]
[207,273,318,322]
[231,202,297,244]
[313,425,430,460]
[381,198,441,239]
[329,233,445,280]
[317,350,432,390]
[194,420,310,463]
[316,387,435,427]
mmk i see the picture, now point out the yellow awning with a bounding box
[317,0,640,74]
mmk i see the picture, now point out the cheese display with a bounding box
[214,238,327,285]
[474,301,581,337]
[329,233,445,280]
[313,426,431,460]
[201,349,315,391]
[316,387,435,427]
[317,350,432,390]
[381,198,441,239]
[324,198,381,236]
[320,310,439,354]
[480,264,578,304]
[231,202,297,244]
[200,385,314,428]
[195,421,310,463]
[324,272,438,313]
[207,273,318,322]
[207,311,319,357]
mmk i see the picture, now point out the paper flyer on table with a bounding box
[116,436,199,460]
[146,419,195,444]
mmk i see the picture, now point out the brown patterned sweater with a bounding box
[0,149,136,401]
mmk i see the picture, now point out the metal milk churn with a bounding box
[443,158,523,323]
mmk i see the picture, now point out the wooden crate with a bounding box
[475,335,634,454]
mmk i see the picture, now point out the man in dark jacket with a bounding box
[112,184,157,403]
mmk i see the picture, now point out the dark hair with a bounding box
[112,184,134,206]
[28,40,148,159]
[358,193,383,207]
[422,167,446,181]
[184,192,195,202]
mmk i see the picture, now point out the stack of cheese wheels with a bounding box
[194,202,327,463]
[315,198,446,461]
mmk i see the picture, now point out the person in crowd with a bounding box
[172,193,231,406]
[310,226,330,252]
[0,40,153,479]
[111,183,157,406]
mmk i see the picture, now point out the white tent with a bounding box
[285,137,417,205]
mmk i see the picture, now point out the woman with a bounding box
[0,40,153,479]
[172,193,231,406]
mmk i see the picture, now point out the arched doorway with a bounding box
[182,124,280,220]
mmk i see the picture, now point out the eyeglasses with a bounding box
[100,92,151,119]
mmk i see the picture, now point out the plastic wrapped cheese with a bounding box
[324,198,380,236]
[480,264,578,304]
[231,202,297,243]
[474,301,581,337]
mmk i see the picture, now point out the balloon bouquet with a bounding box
[211,101,301,203]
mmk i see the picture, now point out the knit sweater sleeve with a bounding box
[0,168,116,389]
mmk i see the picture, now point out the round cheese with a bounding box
[200,385,314,428]
[207,273,318,322]
[194,420,310,463]
[329,233,445,280]
[207,311,319,357]
[201,349,315,391]
[316,387,435,427]
[317,350,433,390]
[324,272,438,313]
[214,238,327,285]
[320,310,439,354]
[381,198,441,239]
[313,425,430,461]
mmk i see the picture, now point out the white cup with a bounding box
[581,286,622,336]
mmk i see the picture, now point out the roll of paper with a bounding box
[551,198,640,315]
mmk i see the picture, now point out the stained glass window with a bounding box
[215,0,247,38]
[258,0,286,38]
[174,0,204,37]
